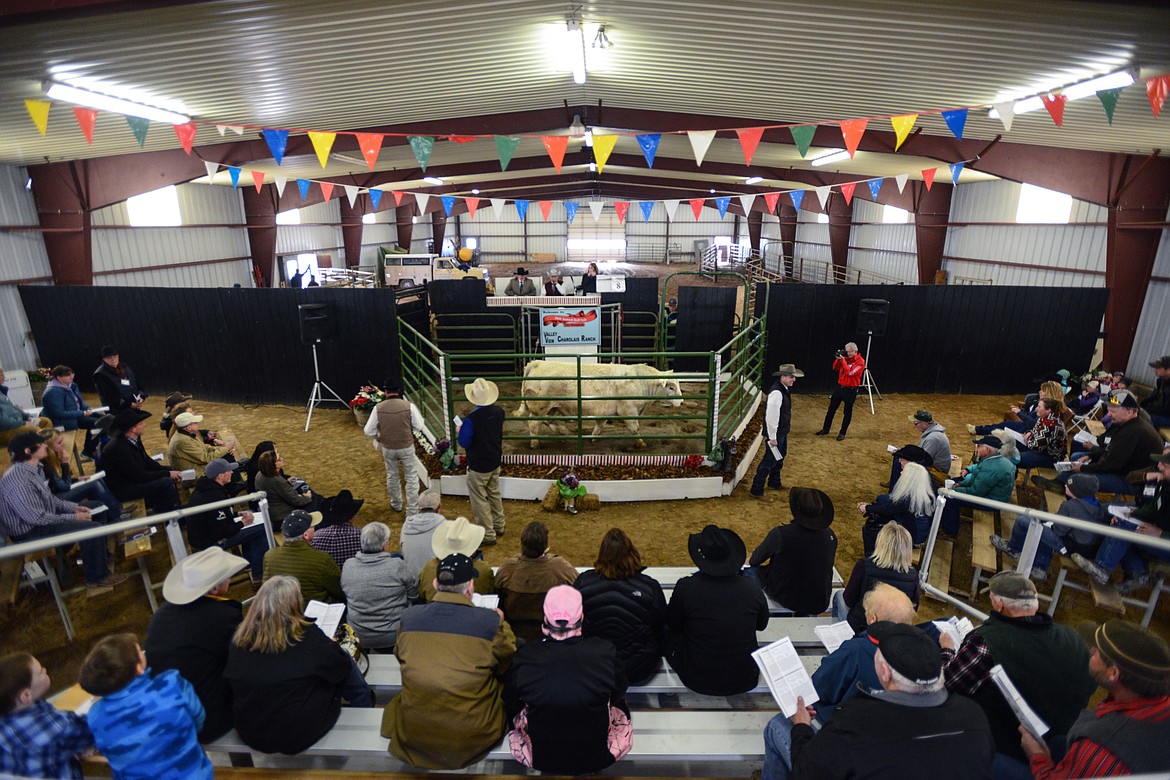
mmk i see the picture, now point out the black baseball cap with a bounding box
[867,622,942,684]
[437,553,478,586]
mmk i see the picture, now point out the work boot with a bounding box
[1116,572,1153,594]
[815,429,830,436]
[1072,553,1110,585]
[836,432,847,441]
[989,535,1020,559]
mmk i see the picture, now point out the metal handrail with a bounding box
[922,583,991,623]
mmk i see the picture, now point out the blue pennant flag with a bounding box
[867,179,883,200]
[514,199,529,220]
[296,178,311,200]
[565,201,579,224]
[949,162,965,184]
[789,190,805,211]
[227,166,241,188]
[368,189,382,211]
[441,195,456,217]
[715,197,730,219]
[941,109,968,140]
[636,134,662,168]
[639,201,655,222]
[261,129,290,165]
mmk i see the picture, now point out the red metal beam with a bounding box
[338,196,363,268]
[238,186,277,286]
[778,202,797,277]
[913,182,954,284]
[28,161,92,285]
[827,192,853,282]
[747,211,763,253]
[395,204,413,250]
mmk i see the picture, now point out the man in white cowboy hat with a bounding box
[418,516,496,602]
[458,378,507,545]
[505,267,536,297]
[750,363,804,499]
[144,547,248,742]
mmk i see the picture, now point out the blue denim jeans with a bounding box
[1056,470,1135,495]
[762,712,796,780]
[341,653,373,708]
[1094,530,1170,576]
[1016,448,1056,471]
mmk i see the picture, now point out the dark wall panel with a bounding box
[674,286,737,371]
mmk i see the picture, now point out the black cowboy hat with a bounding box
[789,487,834,531]
[320,490,364,524]
[687,524,746,578]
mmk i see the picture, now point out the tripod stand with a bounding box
[861,332,882,414]
[304,341,347,432]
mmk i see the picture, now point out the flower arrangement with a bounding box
[434,439,459,470]
[348,384,387,413]
[557,470,587,515]
[684,454,705,471]
[28,367,52,385]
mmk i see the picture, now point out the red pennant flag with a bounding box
[735,127,765,166]
[541,136,569,173]
[252,171,266,193]
[354,133,384,170]
[839,119,868,158]
[1040,94,1068,127]
[614,201,630,223]
[172,122,198,154]
[392,190,404,206]
[839,182,856,205]
[319,182,334,201]
[689,198,705,220]
[1147,76,1170,118]
[447,135,478,143]
[539,200,553,221]
[763,192,781,214]
[922,168,937,191]
[73,107,97,144]
[465,197,480,219]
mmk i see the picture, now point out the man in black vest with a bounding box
[364,379,424,515]
[939,571,1095,776]
[750,364,802,498]
[457,378,506,546]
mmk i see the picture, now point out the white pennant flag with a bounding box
[215,124,245,136]
[414,193,430,215]
[993,102,1016,132]
[589,201,605,222]
[815,186,832,210]
[894,173,908,193]
[662,199,680,221]
[273,175,287,197]
[687,130,717,166]
[491,198,508,220]
[344,185,359,207]
[739,194,755,216]
[203,161,218,180]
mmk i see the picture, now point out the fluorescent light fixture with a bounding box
[567,18,587,84]
[988,68,1136,119]
[423,176,444,186]
[709,188,716,194]
[588,162,597,172]
[45,81,189,124]
[744,176,764,184]
[810,149,851,167]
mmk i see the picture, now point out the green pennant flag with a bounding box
[790,125,816,158]
[494,135,521,171]
[126,116,150,147]
[407,136,434,171]
[1097,88,1121,125]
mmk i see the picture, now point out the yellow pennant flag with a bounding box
[25,99,51,136]
[890,114,918,151]
[592,133,619,174]
[308,131,336,168]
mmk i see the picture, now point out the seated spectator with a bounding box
[341,522,419,653]
[43,430,122,519]
[504,266,537,296]
[1015,397,1069,470]
[543,271,574,296]
[382,553,517,768]
[167,411,233,476]
[0,431,126,592]
[158,391,193,438]
[255,449,317,527]
[1142,356,1170,429]
[574,528,668,685]
[40,365,97,458]
[889,410,952,488]
[992,473,1105,582]
[939,435,1017,536]
[418,516,496,602]
[0,652,94,780]
[399,491,446,580]
[667,524,768,696]
[834,523,919,633]
[495,521,578,642]
[262,509,342,604]
[504,585,631,774]
[100,410,181,514]
[225,576,372,755]
[91,346,146,412]
[859,455,936,553]
[144,547,247,742]
[0,366,52,451]
[1022,619,1170,778]
[970,380,1065,436]
[309,490,364,568]
[244,440,278,493]
[1067,379,1105,415]
[749,488,838,616]
[88,413,116,464]
[992,427,1023,467]
[186,459,268,582]
[78,632,212,779]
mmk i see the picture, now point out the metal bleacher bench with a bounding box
[640,566,844,616]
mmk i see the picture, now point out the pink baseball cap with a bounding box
[542,585,583,635]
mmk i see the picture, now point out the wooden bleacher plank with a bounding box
[970,511,998,575]
[1089,579,1126,615]
[925,539,953,597]
[1044,489,1064,515]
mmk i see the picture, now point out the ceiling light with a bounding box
[588,162,597,172]
[584,129,594,148]
[988,68,1136,119]
[569,115,586,138]
[810,149,851,167]
[423,176,444,186]
[592,25,613,49]
[45,81,189,124]
[567,18,587,85]
[471,188,480,195]
[744,176,763,184]
[709,188,716,194]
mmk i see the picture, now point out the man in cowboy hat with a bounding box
[167,411,235,477]
[458,377,507,545]
[749,487,838,616]
[505,267,536,296]
[92,346,146,412]
[418,516,496,602]
[144,547,248,742]
[309,490,366,568]
[750,364,803,498]
[262,509,341,604]
[666,524,769,696]
[99,408,182,513]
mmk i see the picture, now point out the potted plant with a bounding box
[557,470,587,515]
[348,384,387,426]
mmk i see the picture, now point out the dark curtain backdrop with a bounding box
[674,286,737,371]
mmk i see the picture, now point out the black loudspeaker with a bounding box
[857,298,889,336]
[298,303,335,345]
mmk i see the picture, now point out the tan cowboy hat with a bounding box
[431,516,486,559]
[162,547,248,605]
[772,363,804,377]
[464,377,499,406]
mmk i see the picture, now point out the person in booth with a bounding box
[505,267,536,296]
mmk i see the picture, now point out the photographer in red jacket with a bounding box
[816,343,865,441]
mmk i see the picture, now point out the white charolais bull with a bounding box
[515,360,683,448]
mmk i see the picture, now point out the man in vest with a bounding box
[457,378,506,545]
[939,571,1096,776]
[750,364,802,499]
[364,379,424,515]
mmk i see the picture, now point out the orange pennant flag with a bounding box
[689,198,705,220]
[354,133,384,170]
[539,200,554,221]
[922,168,937,191]
[252,171,266,193]
[1041,94,1068,127]
[614,201,630,223]
[839,119,868,158]
[447,135,478,143]
[736,127,765,166]
[592,134,618,174]
[392,190,404,206]
[319,181,334,201]
[465,197,480,219]
[172,122,197,154]
[73,107,97,144]
[763,192,781,214]
[890,114,917,151]
[542,136,569,173]
[25,99,50,136]
[840,182,856,205]
[1147,75,1170,118]
[308,131,336,168]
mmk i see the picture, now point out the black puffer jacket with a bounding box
[574,569,668,684]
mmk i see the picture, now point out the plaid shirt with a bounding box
[309,523,362,568]
[941,613,1052,696]
[0,461,78,537]
[0,700,94,780]
[1030,695,1170,779]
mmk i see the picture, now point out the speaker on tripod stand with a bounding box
[855,298,888,413]
[298,303,346,430]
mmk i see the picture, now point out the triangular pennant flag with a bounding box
[541,135,569,173]
[922,168,937,191]
[368,189,382,211]
[948,162,965,184]
[662,199,680,222]
[867,178,883,200]
[297,178,311,200]
[815,186,832,209]
[392,190,404,206]
[73,107,97,144]
[1040,94,1068,127]
[735,127,765,166]
[414,192,430,215]
[491,198,507,220]
[689,198,705,220]
[408,136,434,171]
[344,184,359,207]
[592,133,618,174]
[172,122,197,154]
[447,135,477,144]
[992,102,1016,132]
[790,125,815,158]
[895,173,908,193]
[941,109,968,140]
[789,190,805,211]
[1096,88,1121,125]
[354,132,383,171]
[539,200,553,221]
[24,99,50,136]
[252,171,266,194]
[687,130,716,166]
[764,191,781,214]
[639,201,655,222]
[214,124,245,137]
[715,197,730,219]
[273,175,287,197]
[514,199,529,221]
[261,129,289,165]
[738,194,755,215]
[227,166,242,188]
[494,135,521,171]
[613,201,629,223]
[442,195,456,217]
[215,125,228,136]
[204,161,219,180]
[589,201,604,222]
[839,119,868,158]
[126,116,150,148]
[465,197,480,219]
[564,201,579,224]
[890,114,918,151]
[1147,75,1170,118]
[840,182,856,205]
[636,134,662,168]
[319,182,334,202]
[308,131,336,168]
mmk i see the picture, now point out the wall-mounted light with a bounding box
[569,114,586,137]
[471,188,480,195]
[45,80,189,124]
[988,68,1136,119]
[810,149,851,167]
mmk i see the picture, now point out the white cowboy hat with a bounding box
[431,516,487,559]
[464,377,499,406]
[163,547,248,605]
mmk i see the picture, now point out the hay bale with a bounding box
[541,484,561,512]
[577,493,600,512]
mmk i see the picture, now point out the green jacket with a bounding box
[262,540,342,604]
[955,454,1016,503]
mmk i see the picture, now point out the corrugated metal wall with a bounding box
[359,209,397,264]
[276,199,342,263]
[795,209,833,280]
[849,199,918,283]
[1127,203,1170,384]
[0,164,51,369]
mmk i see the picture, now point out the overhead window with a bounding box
[1016,183,1072,224]
[882,205,911,223]
[276,208,301,225]
[816,213,829,224]
[126,185,181,227]
[362,212,376,225]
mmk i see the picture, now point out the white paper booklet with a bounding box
[998,428,1026,444]
[179,468,197,481]
[1054,461,1074,473]
[304,600,346,639]
[1073,430,1097,446]
[814,620,855,654]
[990,664,1049,740]
[886,444,899,454]
[932,616,974,647]
[88,504,107,516]
[72,470,106,487]
[752,637,819,717]
[1108,505,1134,522]
[472,593,499,609]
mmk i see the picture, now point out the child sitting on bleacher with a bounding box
[78,632,212,780]
[0,652,95,780]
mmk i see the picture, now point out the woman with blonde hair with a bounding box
[224,576,371,755]
[859,459,936,553]
[42,429,122,518]
[833,523,920,633]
